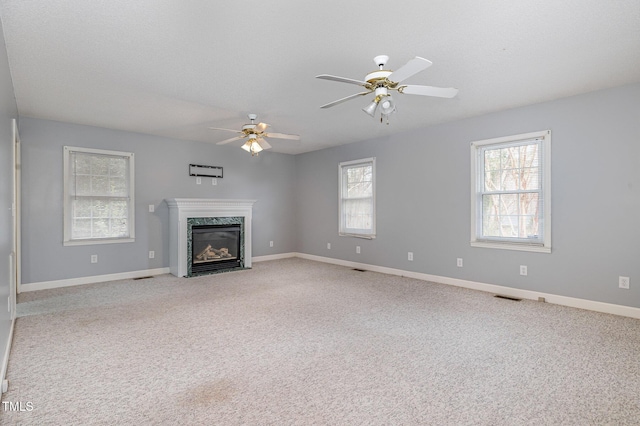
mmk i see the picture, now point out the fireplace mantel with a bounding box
[166,198,256,277]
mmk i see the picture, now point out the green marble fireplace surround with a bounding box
[187,216,245,276]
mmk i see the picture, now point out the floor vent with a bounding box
[133,276,154,280]
[494,294,522,301]
[352,268,366,272]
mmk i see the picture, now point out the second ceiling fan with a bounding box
[211,114,300,156]
[316,55,458,123]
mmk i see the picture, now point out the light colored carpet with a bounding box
[2,258,640,425]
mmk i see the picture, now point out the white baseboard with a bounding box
[294,252,640,320]
[18,254,640,320]
[1,318,15,394]
[252,253,297,263]
[20,268,171,293]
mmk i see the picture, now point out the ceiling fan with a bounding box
[316,55,458,123]
[210,114,300,156]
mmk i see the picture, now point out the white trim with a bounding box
[11,119,19,309]
[63,238,135,247]
[293,253,640,320]
[63,146,135,246]
[8,254,15,320]
[338,233,375,240]
[1,318,15,394]
[64,146,133,158]
[338,157,376,238]
[19,268,170,293]
[252,253,297,263]
[471,130,549,147]
[17,253,640,320]
[20,255,292,293]
[338,157,376,168]
[470,130,551,253]
[470,241,551,253]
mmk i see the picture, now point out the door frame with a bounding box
[11,119,20,309]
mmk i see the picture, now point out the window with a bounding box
[339,158,376,238]
[63,146,135,246]
[470,130,551,253]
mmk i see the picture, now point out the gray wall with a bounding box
[0,15,18,368]
[19,117,297,284]
[295,83,640,308]
[18,84,640,310]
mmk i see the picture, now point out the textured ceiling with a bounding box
[1,0,639,154]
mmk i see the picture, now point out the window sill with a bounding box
[339,233,376,240]
[470,240,551,253]
[64,238,135,247]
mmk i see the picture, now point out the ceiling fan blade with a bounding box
[320,91,371,109]
[216,135,244,145]
[265,132,300,140]
[388,57,433,83]
[257,138,272,150]
[316,74,369,87]
[209,127,241,133]
[255,122,269,132]
[400,85,459,98]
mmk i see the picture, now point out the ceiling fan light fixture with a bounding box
[363,93,396,119]
[242,141,262,156]
[250,141,263,155]
[241,136,263,156]
[362,100,378,117]
[379,95,396,115]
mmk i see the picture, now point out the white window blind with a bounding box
[64,146,135,245]
[339,158,376,238]
[471,131,551,253]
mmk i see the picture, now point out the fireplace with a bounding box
[166,198,256,278]
[188,218,243,276]
[191,225,241,273]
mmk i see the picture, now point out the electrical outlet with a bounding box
[356,246,361,254]
[327,243,331,250]
[269,241,274,247]
[91,255,98,264]
[520,265,527,276]
[148,204,154,213]
[457,258,463,267]
[212,178,217,186]
[619,276,630,289]
[408,252,413,261]
[149,251,155,259]
[196,177,202,185]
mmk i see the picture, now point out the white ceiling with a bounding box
[1,1,639,155]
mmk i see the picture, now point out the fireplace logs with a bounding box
[189,222,243,274]
[195,245,234,262]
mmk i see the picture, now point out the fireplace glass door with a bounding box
[191,224,241,273]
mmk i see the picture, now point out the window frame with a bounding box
[63,146,135,246]
[338,157,376,239]
[470,130,551,253]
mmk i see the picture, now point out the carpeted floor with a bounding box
[2,258,640,425]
